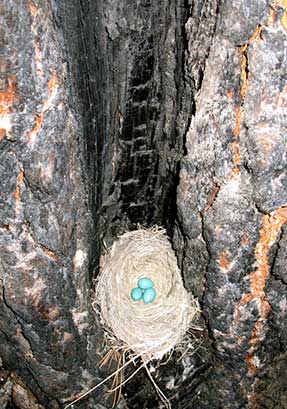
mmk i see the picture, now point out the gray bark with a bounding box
[1,0,287,408]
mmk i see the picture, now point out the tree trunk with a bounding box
[1,0,286,408]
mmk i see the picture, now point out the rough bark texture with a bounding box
[0,1,103,408]
[1,0,287,408]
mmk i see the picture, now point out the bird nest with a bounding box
[94,227,199,362]
[64,227,200,409]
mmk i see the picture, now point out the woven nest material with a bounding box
[94,227,199,362]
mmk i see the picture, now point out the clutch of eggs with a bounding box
[131,277,156,303]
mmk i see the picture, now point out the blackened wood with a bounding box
[1,0,287,408]
[0,1,104,407]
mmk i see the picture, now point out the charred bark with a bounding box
[1,0,287,408]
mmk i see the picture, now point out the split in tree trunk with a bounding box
[1,1,287,408]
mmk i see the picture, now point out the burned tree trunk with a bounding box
[1,0,287,408]
[0,1,101,408]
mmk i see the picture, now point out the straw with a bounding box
[64,227,200,409]
[94,227,199,362]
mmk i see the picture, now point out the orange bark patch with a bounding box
[28,0,38,17]
[45,71,58,108]
[241,293,253,305]
[242,207,287,375]
[27,71,58,144]
[234,106,243,138]
[253,2,279,33]
[205,184,220,212]
[63,332,74,343]
[14,171,24,215]
[0,129,6,140]
[0,77,18,114]
[34,42,44,78]
[41,246,59,262]
[229,42,248,177]
[271,1,287,30]
[27,113,43,143]
[249,25,263,43]
[0,76,18,139]
[250,208,287,305]
[29,0,44,78]
[227,89,233,100]
[218,251,232,272]
[281,11,287,31]
[262,1,282,28]
[0,224,12,232]
[231,106,243,176]
[246,353,258,375]
[237,4,279,103]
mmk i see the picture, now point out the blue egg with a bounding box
[143,287,157,304]
[131,287,143,301]
[138,277,154,290]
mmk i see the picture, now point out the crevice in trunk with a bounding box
[58,0,191,273]
[57,0,201,406]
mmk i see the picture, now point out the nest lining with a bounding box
[94,227,199,362]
